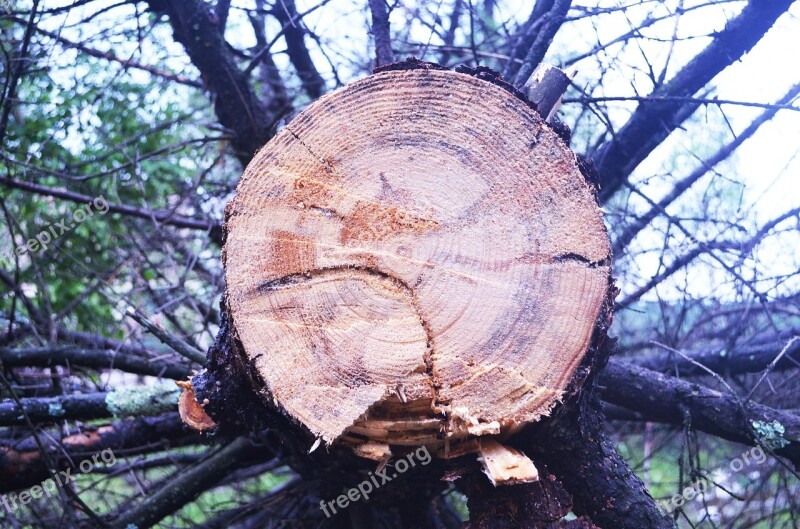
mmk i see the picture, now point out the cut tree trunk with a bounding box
[222,63,609,450]
[181,60,673,528]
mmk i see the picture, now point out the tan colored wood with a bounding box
[223,68,610,453]
[478,438,539,485]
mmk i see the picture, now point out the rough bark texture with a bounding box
[600,360,800,467]
[523,63,572,122]
[531,393,676,529]
[463,462,579,528]
[0,385,179,426]
[368,0,394,66]
[508,0,572,87]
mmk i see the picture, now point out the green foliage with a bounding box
[1,35,226,336]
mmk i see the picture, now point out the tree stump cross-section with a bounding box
[219,67,611,475]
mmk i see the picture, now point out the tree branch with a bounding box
[369,0,394,67]
[534,393,676,529]
[565,94,800,112]
[0,384,180,426]
[592,0,795,202]
[599,359,800,467]
[5,14,203,88]
[503,0,571,82]
[125,307,206,364]
[612,81,800,256]
[0,0,39,147]
[0,345,191,379]
[271,0,326,100]
[0,413,194,492]
[632,333,800,376]
[509,0,572,87]
[111,437,262,529]
[146,0,273,165]
[0,176,222,243]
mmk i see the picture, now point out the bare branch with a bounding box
[146,0,273,165]
[369,0,394,67]
[5,14,203,88]
[612,82,800,256]
[0,414,194,493]
[0,176,222,242]
[111,437,262,529]
[0,345,192,379]
[0,386,178,426]
[509,0,572,87]
[592,0,796,202]
[600,360,800,467]
[271,0,326,99]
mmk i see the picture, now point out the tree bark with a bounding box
[0,413,193,492]
[600,359,800,467]
[532,393,676,529]
[146,0,273,166]
[369,0,394,67]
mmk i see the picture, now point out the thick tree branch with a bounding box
[0,384,180,426]
[633,333,800,376]
[534,393,676,529]
[146,0,273,165]
[592,0,795,202]
[600,359,800,467]
[369,0,394,67]
[215,0,231,32]
[271,0,326,100]
[502,0,570,81]
[509,0,572,87]
[0,345,191,379]
[0,413,194,492]
[248,0,293,118]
